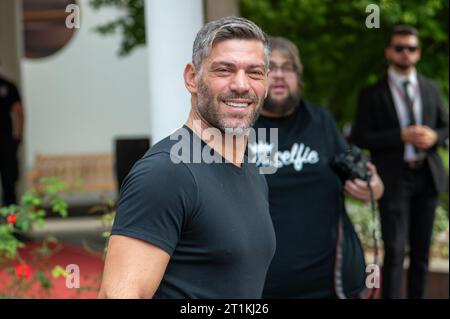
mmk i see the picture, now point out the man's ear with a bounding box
[416,47,421,60]
[184,63,198,94]
[264,73,269,99]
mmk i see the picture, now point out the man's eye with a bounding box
[215,68,230,73]
[249,71,264,78]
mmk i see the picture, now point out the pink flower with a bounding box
[15,264,31,279]
[7,214,17,225]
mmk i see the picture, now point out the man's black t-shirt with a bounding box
[0,77,21,145]
[250,99,366,298]
[111,126,276,298]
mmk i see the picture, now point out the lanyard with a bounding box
[388,75,420,106]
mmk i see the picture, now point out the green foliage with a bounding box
[90,0,146,56]
[346,197,449,259]
[0,178,68,259]
[89,0,448,125]
[0,177,71,298]
[240,0,449,126]
[438,149,449,213]
[432,206,449,258]
[36,271,53,290]
[346,197,382,249]
[88,199,116,257]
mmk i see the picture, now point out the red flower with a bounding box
[7,214,17,225]
[15,264,31,280]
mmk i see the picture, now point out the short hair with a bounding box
[192,16,270,71]
[269,36,304,87]
[388,25,419,45]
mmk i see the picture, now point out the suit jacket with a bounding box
[352,73,449,195]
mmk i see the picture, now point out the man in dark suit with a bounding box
[352,25,449,299]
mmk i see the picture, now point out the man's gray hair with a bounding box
[192,16,270,71]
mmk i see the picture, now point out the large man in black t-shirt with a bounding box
[98,17,276,299]
[0,75,24,206]
[248,37,384,298]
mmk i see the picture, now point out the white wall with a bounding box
[23,0,150,168]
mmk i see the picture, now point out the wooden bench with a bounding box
[28,153,117,193]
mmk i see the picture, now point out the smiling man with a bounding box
[98,17,276,299]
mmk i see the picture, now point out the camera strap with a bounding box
[333,214,346,299]
[333,180,381,299]
[365,181,381,299]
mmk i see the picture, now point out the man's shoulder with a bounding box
[0,77,19,93]
[359,76,388,95]
[301,99,334,124]
[130,128,196,182]
[130,151,192,182]
[121,145,197,203]
[417,73,441,92]
[417,73,435,83]
[146,127,190,155]
[0,77,14,87]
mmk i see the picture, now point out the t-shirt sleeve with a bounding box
[111,152,198,256]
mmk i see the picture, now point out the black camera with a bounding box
[332,145,372,182]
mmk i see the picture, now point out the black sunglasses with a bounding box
[392,45,418,53]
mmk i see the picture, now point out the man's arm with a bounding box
[11,101,24,142]
[98,235,170,299]
[426,81,449,148]
[97,152,197,298]
[400,82,449,151]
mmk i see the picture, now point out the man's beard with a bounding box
[263,90,300,116]
[196,78,261,132]
[390,58,416,71]
[394,62,413,70]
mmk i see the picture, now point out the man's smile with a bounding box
[222,99,253,109]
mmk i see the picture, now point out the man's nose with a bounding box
[230,70,250,93]
[402,49,412,55]
[269,67,285,80]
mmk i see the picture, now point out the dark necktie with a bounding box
[402,80,422,156]
[402,80,416,126]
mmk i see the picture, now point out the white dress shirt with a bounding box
[388,67,423,161]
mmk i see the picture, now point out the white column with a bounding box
[0,0,22,84]
[145,0,204,144]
